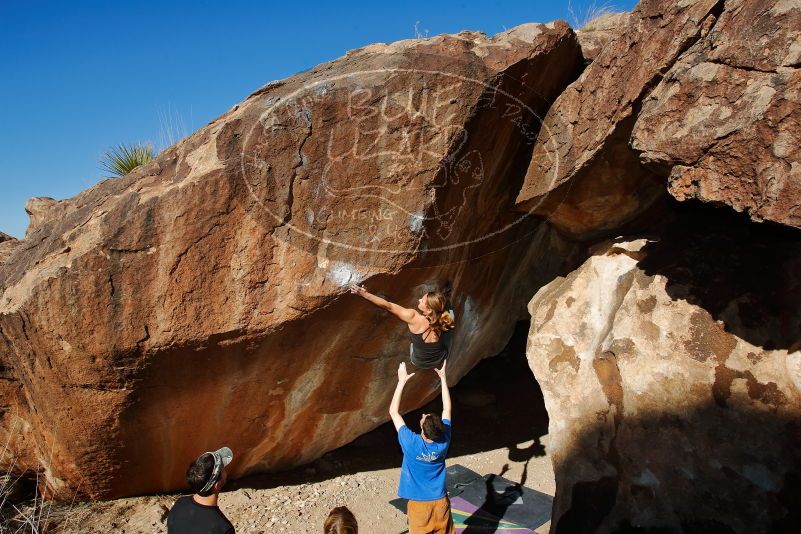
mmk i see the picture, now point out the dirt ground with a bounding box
[16,324,555,533]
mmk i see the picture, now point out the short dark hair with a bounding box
[186,453,216,497]
[422,413,445,442]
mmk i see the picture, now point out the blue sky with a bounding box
[0,0,637,238]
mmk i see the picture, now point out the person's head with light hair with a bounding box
[324,506,358,534]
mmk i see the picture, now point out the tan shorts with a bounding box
[407,496,455,534]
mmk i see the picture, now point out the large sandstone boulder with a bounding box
[0,22,583,499]
[515,0,722,238]
[526,206,801,532]
[632,0,801,229]
[518,0,801,238]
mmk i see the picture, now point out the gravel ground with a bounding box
[43,438,553,534]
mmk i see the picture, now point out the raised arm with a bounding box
[434,360,452,422]
[350,284,416,324]
[389,363,415,431]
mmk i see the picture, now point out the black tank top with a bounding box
[410,327,449,369]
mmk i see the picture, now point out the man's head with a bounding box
[185,447,233,497]
[419,413,445,442]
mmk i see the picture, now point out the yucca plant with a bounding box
[99,143,156,178]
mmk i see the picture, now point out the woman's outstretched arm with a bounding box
[350,284,416,324]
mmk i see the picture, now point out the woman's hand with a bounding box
[397,362,415,383]
[434,359,447,381]
[350,285,418,324]
[349,284,368,297]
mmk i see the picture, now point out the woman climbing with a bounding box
[349,284,455,369]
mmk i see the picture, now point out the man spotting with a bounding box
[390,360,455,534]
[167,447,236,534]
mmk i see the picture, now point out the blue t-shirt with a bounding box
[397,419,452,501]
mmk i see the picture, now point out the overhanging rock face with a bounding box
[0,22,583,499]
[515,0,724,238]
[632,0,801,229]
[517,0,801,238]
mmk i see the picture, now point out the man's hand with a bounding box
[438,359,452,422]
[397,362,415,383]
[349,284,367,297]
[390,363,414,431]
[434,359,447,383]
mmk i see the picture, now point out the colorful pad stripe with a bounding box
[450,496,538,533]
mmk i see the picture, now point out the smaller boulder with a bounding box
[24,197,60,236]
[575,12,630,63]
[0,232,19,265]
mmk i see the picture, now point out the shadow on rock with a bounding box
[228,320,549,491]
[550,401,801,533]
[638,199,801,352]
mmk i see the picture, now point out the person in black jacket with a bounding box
[167,447,236,534]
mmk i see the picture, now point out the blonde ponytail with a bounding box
[439,310,455,332]
[424,291,456,335]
